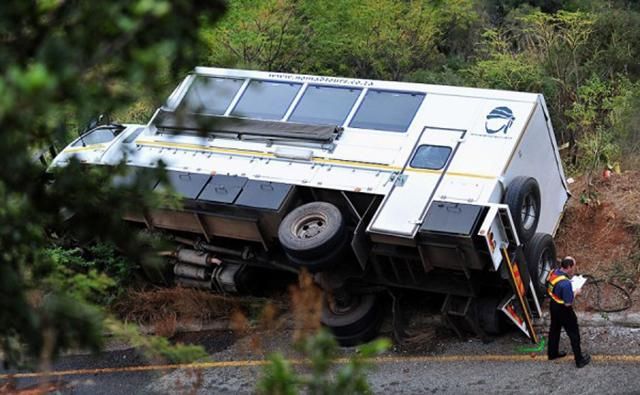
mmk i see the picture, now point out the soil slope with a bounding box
[555,171,640,312]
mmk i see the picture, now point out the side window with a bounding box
[288,85,361,126]
[180,76,245,115]
[231,80,302,120]
[349,90,424,132]
[71,127,118,147]
[410,145,452,170]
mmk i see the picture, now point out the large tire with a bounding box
[504,177,541,243]
[477,297,506,335]
[321,293,383,347]
[278,202,346,272]
[524,233,556,299]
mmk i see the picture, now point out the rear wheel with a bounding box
[504,177,541,243]
[524,233,556,299]
[321,293,383,346]
[278,202,346,272]
[477,297,506,335]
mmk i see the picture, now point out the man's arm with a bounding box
[559,281,575,306]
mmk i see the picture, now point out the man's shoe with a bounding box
[576,354,591,368]
[548,351,567,360]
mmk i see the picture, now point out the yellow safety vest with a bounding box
[547,271,569,305]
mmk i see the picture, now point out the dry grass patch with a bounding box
[112,287,280,336]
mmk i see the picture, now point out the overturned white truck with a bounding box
[51,67,569,345]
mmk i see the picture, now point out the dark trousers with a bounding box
[548,301,583,362]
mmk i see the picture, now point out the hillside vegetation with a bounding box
[200,0,640,174]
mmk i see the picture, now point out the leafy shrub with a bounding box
[43,242,136,305]
[257,329,391,395]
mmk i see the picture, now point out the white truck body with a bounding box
[52,67,568,238]
[51,68,570,343]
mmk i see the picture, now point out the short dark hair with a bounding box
[560,257,576,269]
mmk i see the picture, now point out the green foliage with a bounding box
[204,0,480,80]
[257,329,391,395]
[201,0,309,71]
[606,81,640,164]
[588,9,640,79]
[43,248,116,305]
[466,52,550,92]
[258,354,299,395]
[106,319,208,364]
[0,0,226,367]
[41,242,137,305]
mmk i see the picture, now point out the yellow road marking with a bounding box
[2,354,640,380]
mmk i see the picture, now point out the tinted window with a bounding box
[231,80,301,120]
[288,85,361,125]
[349,90,424,132]
[410,145,451,170]
[72,128,117,147]
[180,77,244,115]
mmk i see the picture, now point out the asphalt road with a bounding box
[3,325,640,394]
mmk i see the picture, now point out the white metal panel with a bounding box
[251,157,315,184]
[311,165,389,192]
[443,99,535,180]
[165,74,195,111]
[502,104,569,236]
[368,127,464,237]
[324,140,401,165]
[53,145,108,166]
[436,178,486,202]
[477,206,508,271]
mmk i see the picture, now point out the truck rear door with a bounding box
[368,127,465,237]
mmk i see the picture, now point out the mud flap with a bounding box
[501,247,538,343]
[499,294,530,338]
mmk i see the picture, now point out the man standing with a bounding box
[547,256,591,368]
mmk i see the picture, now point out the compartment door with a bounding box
[368,127,465,237]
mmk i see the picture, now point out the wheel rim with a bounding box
[328,294,360,316]
[537,247,554,287]
[292,213,328,240]
[521,193,538,230]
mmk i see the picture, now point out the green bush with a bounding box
[257,330,391,395]
[42,242,137,305]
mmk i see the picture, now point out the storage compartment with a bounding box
[154,171,210,199]
[236,180,295,211]
[198,175,248,204]
[418,201,488,272]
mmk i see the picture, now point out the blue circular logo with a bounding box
[485,106,515,134]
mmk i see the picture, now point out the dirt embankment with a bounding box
[555,170,640,312]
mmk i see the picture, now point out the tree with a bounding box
[204,0,483,81]
[0,0,225,367]
[202,0,310,72]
